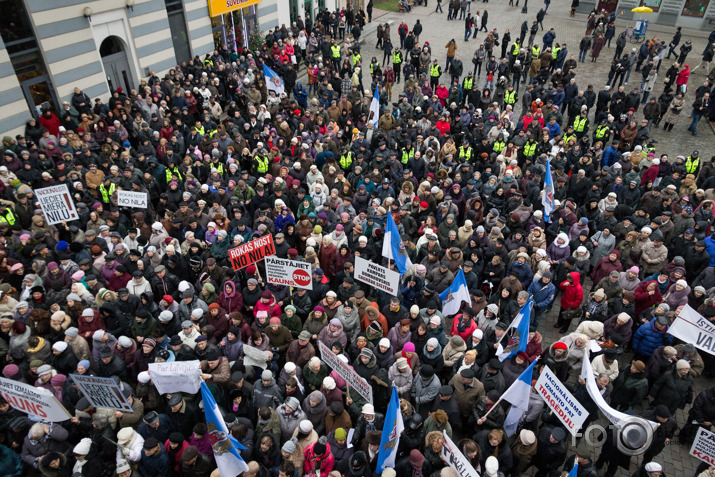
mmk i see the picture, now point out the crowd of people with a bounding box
[2,1,715,477]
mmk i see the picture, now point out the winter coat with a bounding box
[650,367,694,413]
[388,362,413,398]
[633,281,663,317]
[559,272,583,309]
[590,251,623,284]
[610,367,648,409]
[334,304,361,344]
[632,318,673,357]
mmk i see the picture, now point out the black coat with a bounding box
[650,368,694,413]
[533,426,567,471]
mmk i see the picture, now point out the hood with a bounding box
[224,281,236,297]
[366,302,380,319]
[569,271,581,282]
[556,232,570,248]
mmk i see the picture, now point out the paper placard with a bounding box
[265,255,313,290]
[70,374,133,412]
[535,365,589,435]
[148,360,202,395]
[117,190,148,208]
[354,256,400,296]
[0,377,71,422]
[35,184,78,225]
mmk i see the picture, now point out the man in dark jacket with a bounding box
[166,394,202,438]
[533,426,567,476]
[139,437,170,477]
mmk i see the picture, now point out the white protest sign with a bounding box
[70,374,133,412]
[668,305,715,356]
[35,184,79,225]
[441,431,479,477]
[318,340,372,403]
[354,256,400,296]
[148,360,202,395]
[243,345,270,368]
[117,190,148,208]
[265,256,313,290]
[0,377,71,422]
[691,427,715,465]
[535,365,589,435]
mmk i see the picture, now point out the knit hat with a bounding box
[473,329,483,339]
[553,342,568,351]
[362,403,375,414]
[335,428,347,440]
[485,456,500,477]
[427,337,439,348]
[285,396,300,410]
[299,420,313,433]
[74,438,92,456]
[676,359,691,370]
[282,438,297,454]
[323,376,336,390]
[520,429,536,445]
[77,360,90,369]
[52,342,68,353]
[65,327,79,337]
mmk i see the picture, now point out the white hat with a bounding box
[93,330,105,341]
[138,371,151,384]
[379,338,390,348]
[430,315,441,326]
[52,341,68,353]
[299,420,313,433]
[676,279,688,288]
[485,456,500,477]
[116,460,131,474]
[151,222,163,231]
[645,463,663,472]
[473,329,483,339]
[284,361,297,373]
[191,308,204,319]
[117,427,134,443]
[323,376,336,390]
[337,354,349,364]
[362,403,375,414]
[74,437,92,456]
[159,310,173,322]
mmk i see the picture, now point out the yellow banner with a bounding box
[208,0,262,17]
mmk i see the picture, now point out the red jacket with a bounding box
[525,331,543,362]
[634,280,663,317]
[559,271,583,310]
[303,441,335,475]
[450,315,478,341]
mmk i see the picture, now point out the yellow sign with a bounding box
[208,0,262,17]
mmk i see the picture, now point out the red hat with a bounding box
[420,201,429,208]
[517,351,529,361]
[261,290,272,298]
[208,303,220,311]
[288,248,298,257]
[294,109,301,115]
[163,295,174,305]
[426,173,435,179]
[553,342,568,351]
[246,264,257,274]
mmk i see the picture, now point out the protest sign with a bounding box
[354,256,400,296]
[535,365,589,435]
[690,427,715,465]
[117,190,148,208]
[70,374,133,412]
[243,345,270,368]
[318,341,372,403]
[148,360,202,395]
[228,235,276,271]
[35,184,78,225]
[668,305,715,356]
[441,431,479,477]
[0,377,71,422]
[265,256,312,290]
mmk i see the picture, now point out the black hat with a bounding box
[488,357,503,370]
[170,335,182,346]
[551,427,566,441]
[655,405,671,419]
[460,368,475,379]
[168,394,183,406]
[486,390,501,402]
[420,365,435,378]
[143,437,159,449]
[439,385,453,396]
[143,411,159,424]
[495,321,508,331]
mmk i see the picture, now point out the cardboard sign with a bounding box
[0,377,71,422]
[668,305,715,356]
[265,256,313,290]
[148,360,202,395]
[243,345,270,368]
[690,427,715,465]
[117,190,148,208]
[318,341,372,403]
[70,374,133,412]
[228,234,276,271]
[354,256,400,296]
[441,431,479,477]
[35,184,79,225]
[535,365,589,435]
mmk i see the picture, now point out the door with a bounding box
[100,36,134,93]
[20,75,58,118]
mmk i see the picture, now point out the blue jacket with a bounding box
[139,446,170,477]
[704,235,715,266]
[632,319,673,357]
[527,279,556,311]
[602,145,621,168]
[507,261,534,288]
[294,82,308,108]
[546,121,561,138]
[0,444,22,477]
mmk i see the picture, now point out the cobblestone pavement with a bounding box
[356,1,715,158]
[354,6,714,475]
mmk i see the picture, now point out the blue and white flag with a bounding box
[567,457,579,477]
[263,64,285,96]
[200,381,249,475]
[541,158,554,223]
[369,87,380,126]
[439,269,472,317]
[500,358,539,435]
[376,386,404,472]
[496,297,532,361]
[382,212,413,274]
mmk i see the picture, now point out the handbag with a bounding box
[487,73,494,81]
[562,308,582,321]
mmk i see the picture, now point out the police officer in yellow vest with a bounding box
[340,150,354,169]
[593,121,611,144]
[686,150,701,175]
[0,203,16,227]
[562,126,577,146]
[521,138,538,160]
[572,109,589,139]
[504,86,517,106]
[458,140,472,162]
[99,178,116,205]
[532,45,541,58]
[370,57,380,77]
[462,73,474,98]
[352,51,362,67]
[392,49,403,83]
[430,60,442,90]
[552,43,561,60]
[253,153,269,174]
[331,41,341,67]
[493,135,506,153]
[401,145,414,165]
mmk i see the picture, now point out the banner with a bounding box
[318,341,372,403]
[690,427,715,465]
[668,305,715,356]
[148,360,202,395]
[265,256,312,290]
[242,345,270,368]
[441,431,479,477]
[117,190,148,208]
[0,377,71,422]
[35,184,78,225]
[70,374,133,412]
[354,256,400,296]
[535,365,589,435]
[228,235,276,271]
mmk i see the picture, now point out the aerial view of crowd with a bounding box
[2,1,715,477]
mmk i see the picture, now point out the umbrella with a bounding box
[631,6,653,12]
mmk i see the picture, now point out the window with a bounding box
[682,0,710,16]
[642,0,661,12]
[165,0,192,64]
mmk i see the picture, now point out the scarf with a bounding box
[401,350,414,368]
[412,465,424,477]
[457,316,471,333]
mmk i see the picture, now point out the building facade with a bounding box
[584,0,715,30]
[0,0,289,139]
